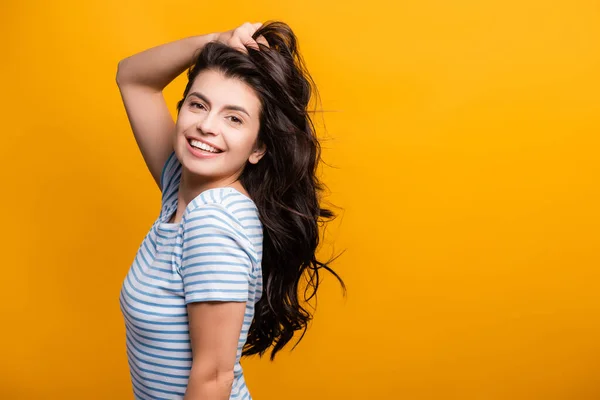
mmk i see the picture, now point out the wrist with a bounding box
[186,33,218,64]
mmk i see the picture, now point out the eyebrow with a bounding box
[187,92,251,117]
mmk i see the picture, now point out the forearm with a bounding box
[183,367,234,400]
[116,33,217,91]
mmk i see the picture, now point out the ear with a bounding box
[248,141,267,164]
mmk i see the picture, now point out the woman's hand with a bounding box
[214,22,269,53]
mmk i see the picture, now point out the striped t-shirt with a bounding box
[119,151,263,400]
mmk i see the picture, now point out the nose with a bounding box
[196,112,219,136]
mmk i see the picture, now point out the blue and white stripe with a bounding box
[120,151,263,399]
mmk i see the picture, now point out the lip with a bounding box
[186,138,223,159]
[185,136,224,152]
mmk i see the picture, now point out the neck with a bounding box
[178,167,243,206]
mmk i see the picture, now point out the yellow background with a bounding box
[2,0,600,399]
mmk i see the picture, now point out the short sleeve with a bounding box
[160,151,181,197]
[180,203,254,304]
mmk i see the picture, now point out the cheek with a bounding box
[230,129,258,148]
[175,114,189,132]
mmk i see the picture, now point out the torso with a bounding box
[120,186,263,400]
[120,150,263,400]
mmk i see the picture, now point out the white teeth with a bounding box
[190,139,220,153]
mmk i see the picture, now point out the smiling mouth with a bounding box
[187,138,223,153]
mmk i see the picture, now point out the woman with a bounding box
[116,21,345,400]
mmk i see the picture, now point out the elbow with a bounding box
[190,364,235,387]
[217,370,235,388]
[115,58,130,87]
[185,366,234,399]
[198,367,234,385]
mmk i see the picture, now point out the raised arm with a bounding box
[116,34,216,189]
[115,22,266,190]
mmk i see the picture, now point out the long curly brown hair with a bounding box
[176,21,346,360]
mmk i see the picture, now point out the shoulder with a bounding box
[186,188,260,227]
[183,188,262,254]
[183,187,262,263]
[160,151,182,211]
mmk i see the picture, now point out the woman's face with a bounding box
[174,68,265,185]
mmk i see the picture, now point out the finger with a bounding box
[228,37,248,54]
[256,35,270,48]
[234,29,260,51]
[246,41,260,51]
[243,37,260,51]
[233,26,256,44]
[240,21,256,34]
[231,22,263,52]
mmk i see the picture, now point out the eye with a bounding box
[190,102,206,110]
[228,116,243,125]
